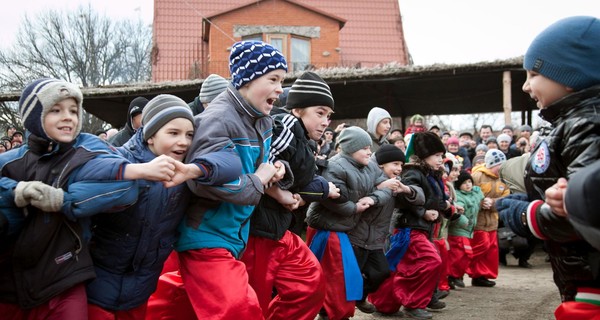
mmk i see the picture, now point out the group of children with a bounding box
[0,14,599,320]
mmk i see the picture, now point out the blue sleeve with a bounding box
[61,180,139,220]
[190,149,243,186]
[0,177,25,237]
[297,175,329,202]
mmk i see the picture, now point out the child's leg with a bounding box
[448,235,471,278]
[145,271,196,320]
[88,303,147,320]
[179,248,264,320]
[468,230,499,279]
[28,283,88,320]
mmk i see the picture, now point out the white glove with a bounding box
[14,181,46,207]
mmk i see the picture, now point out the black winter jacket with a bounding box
[524,85,600,301]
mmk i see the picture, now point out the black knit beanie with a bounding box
[286,71,334,110]
[454,170,473,189]
[375,144,406,165]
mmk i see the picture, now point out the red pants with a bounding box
[555,301,600,320]
[145,271,197,320]
[467,230,498,279]
[179,248,263,320]
[433,238,450,291]
[241,231,325,320]
[369,230,441,313]
[88,303,147,320]
[0,283,87,320]
[306,227,355,320]
[447,235,473,278]
[160,251,180,275]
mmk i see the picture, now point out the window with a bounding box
[291,37,310,71]
[242,34,263,42]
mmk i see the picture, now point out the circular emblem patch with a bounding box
[531,140,551,174]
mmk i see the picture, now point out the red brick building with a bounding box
[152,0,410,81]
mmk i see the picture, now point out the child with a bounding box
[188,73,230,115]
[495,16,600,317]
[0,78,173,319]
[85,94,242,319]
[369,132,454,319]
[174,40,286,320]
[240,71,340,320]
[448,171,486,289]
[305,127,393,320]
[468,149,509,287]
[404,114,426,135]
[366,107,392,152]
[349,144,423,314]
[109,96,149,147]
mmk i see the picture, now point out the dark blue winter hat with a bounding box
[524,16,600,91]
[229,41,288,89]
[19,78,83,140]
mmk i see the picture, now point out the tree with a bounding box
[0,5,152,134]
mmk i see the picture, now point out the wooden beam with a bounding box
[502,71,512,126]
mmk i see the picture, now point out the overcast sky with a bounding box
[1,0,598,65]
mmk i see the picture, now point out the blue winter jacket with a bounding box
[86,129,242,310]
[176,85,273,259]
[0,133,138,308]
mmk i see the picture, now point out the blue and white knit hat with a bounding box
[524,16,600,90]
[19,78,83,140]
[484,149,506,168]
[141,94,195,140]
[229,41,288,89]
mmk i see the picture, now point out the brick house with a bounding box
[152,0,410,81]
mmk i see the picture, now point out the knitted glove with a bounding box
[14,181,47,208]
[27,183,64,212]
[495,194,530,237]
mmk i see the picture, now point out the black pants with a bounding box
[352,245,390,300]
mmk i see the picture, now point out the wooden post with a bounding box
[503,71,512,126]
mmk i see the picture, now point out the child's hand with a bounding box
[254,163,277,185]
[139,155,177,181]
[424,209,439,221]
[481,197,493,210]
[269,160,286,183]
[455,204,465,214]
[377,178,401,191]
[545,178,568,217]
[163,161,197,188]
[328,182,341,199]
[356,196,374,213]
[396,181,411,194]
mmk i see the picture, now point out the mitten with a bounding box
[495,195,530,237]
[29,183,64,212]
[14,181,47,207]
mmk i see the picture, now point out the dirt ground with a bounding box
[351,248,561,320]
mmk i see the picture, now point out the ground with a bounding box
[350,248,561,320]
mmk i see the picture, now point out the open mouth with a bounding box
[58,127,72,133]
[266,98,276,105]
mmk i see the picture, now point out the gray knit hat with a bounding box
[142,94,194,140]
[337,126,372,155]
[199,74,230,104]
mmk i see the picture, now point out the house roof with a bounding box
[0,58,536,129]
[153,0,408,81]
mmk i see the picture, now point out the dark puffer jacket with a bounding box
[524,85,600,301]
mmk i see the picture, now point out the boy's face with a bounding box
[323,130,334,142]
[11,133,23,143]
[459,179,473,192]
[351,146,372,166]
[424,152,444,170]
[239,69,285,115]
[380,161,403,179]
[147,118,194,161]
[389,130,402,140]
[43,98,79,143]
[292,106,334,141]
[132,114,143,130]
[522,70,572,109]
[376,118,391,138]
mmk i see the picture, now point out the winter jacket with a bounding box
[250,113,328,240]
[176,85,272,259]
[366,107,391,152]
[471,164,509,231]
[306,153,391,232]
[86,129,241,311]
[450,186,484,238]
[108,100,140,147]
[393,161,453,236]
[0,133,138,308]
[524,85,600,300]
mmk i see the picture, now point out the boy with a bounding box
[241,71,340,320]
[349,144,423,314]
[86,94,242,319]
[369,132,454,319]
[306,127,393,320]
[0,78,174,319]
[448,171,486,289]
[109,96,149,147]
[495,16,600,318]
[174,40,287,320]
[366,107,392,152]
[469,149,509,287]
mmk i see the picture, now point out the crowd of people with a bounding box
[0,15,598,320]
